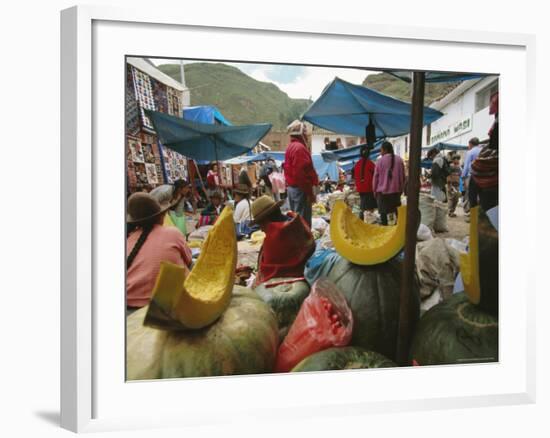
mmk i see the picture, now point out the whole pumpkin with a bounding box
[292,346,396,372]
[305,252,420,361]
[127,286,279,380]
[410,292,498,366]
[254,278,310,341]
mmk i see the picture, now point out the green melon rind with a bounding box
[126,286,279,380]
[254,279,311,341]
[409,292,498,366]
[477,209,499,316]
[309,255,420,361]
[291,346,396,372]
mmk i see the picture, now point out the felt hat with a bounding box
[233,183,250,196]
[250,195,284,225]
[126,192,174,224]
[287,119,308,137]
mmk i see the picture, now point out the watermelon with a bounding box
[410,292,498,366]
[127,286,279,380]
[306,253,420,361]
[291,346,396,372]
[254,278,310,341]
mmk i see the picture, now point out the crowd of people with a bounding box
[126,96,499,312]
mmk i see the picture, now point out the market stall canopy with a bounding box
[421,158,433,169]
[321,142,382,163]
[302,77,443,138]
[422,142,468,152]
[145,109,272,161]
[387,70,488,83]
[312,155,339,181]
[224,151,339,181]
[183,105,232,126]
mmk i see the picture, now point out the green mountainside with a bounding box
[363,72,459,104]
[157,64,457,131]
[157,63,312,131]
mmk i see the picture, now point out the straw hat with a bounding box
[250,195,284,225]
[126,192,175,224]
[233,183,250,196]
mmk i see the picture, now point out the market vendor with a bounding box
[126,193,192,313]
[206,163,221,196]
[198,191,224,227]
[233,183,258,238]
[149,178,192,216]
[250,195,315,286]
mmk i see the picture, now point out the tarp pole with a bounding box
[396,71,425,366]
[188,159,197,213]
[193,160,210,203]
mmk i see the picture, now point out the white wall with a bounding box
[429,76,498,146]
[391,76,498,159]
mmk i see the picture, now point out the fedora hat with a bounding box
[250,195,284,225]
[126,192,175,225]
[233,183,250,196]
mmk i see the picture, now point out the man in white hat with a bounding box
[283,120,319,228]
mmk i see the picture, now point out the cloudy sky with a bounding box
[151,58,375,100]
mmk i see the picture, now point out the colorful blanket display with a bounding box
[126,64,188,192]
[167,86,182,117]
[151,77,169,114]
[162,146,188,184]
[131,66,156,130]
[126,66,141,136]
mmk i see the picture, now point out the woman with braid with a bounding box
[126,192,192,314]
[373,141,405,226]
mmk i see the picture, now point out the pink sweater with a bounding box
[373,153,405,195]
[126,224,192,308]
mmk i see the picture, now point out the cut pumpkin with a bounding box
[459,206,498,315]
[145,206,237,330]
[330,200,406,265]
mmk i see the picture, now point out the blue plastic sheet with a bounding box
[302,77,443,137]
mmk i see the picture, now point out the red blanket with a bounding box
[255,213,315,286]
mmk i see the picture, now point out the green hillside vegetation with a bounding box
[363,72,459,104]
[158,63,312,130]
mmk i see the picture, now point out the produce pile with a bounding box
[126,202,498,380]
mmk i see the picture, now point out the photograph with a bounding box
[125,56,499,381]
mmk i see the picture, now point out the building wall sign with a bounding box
[430,115,473,144]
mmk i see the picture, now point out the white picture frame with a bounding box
[60,5,536,433]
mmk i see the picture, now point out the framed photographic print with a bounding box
[61,4,536,433]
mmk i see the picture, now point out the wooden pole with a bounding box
[396,71,425,366]
[188,159,197,213]
[193,160,210,203]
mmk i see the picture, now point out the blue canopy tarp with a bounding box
[422,142,468,152]
[387,71,488,83]
[312,155,339,181]
[321,142,382,163]
[225,151,339,181]
[183,105,232,126]
[302,77,443,138]
[421,158,433,169]
[145,109,272,162]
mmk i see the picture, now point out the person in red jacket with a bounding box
[353,145,377,219]
[283,120,319,227]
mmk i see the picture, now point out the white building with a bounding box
[390,75,499,159]
[311,127,361,154]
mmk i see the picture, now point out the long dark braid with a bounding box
[127,222,155,269]
[382,141,395,180]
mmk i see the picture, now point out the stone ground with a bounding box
[434,204,470,241]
